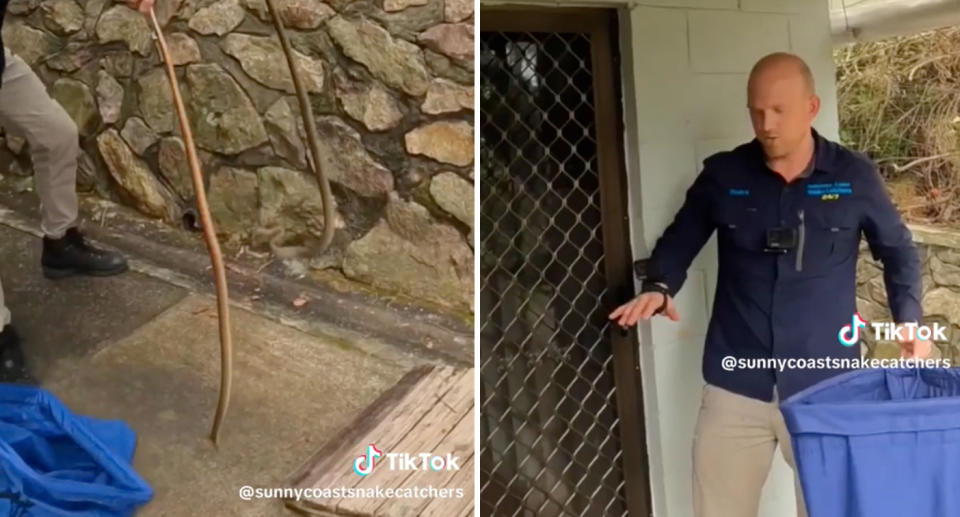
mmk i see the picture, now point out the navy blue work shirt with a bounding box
[642,128,923,401]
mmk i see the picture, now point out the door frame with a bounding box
[480,8,653,516]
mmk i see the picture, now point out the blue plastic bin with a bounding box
[0,384,153,516]
[780,367,960,517]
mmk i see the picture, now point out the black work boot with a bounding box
[0,325,36,385]
[41,227,128,279]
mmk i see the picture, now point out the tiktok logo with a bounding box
[354,443,383,476]
[838,313,867,347]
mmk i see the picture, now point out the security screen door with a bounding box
[480,8,652,516]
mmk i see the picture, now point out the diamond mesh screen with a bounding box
[479,29,630,517]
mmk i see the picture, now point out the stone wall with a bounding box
[859,224,960,361]
[0,0,474,316]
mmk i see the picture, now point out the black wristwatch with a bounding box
[642,282,670,315]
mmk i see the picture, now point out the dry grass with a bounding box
[836,27,960,224]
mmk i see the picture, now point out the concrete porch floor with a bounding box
[0,220,424,516]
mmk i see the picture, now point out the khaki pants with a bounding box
[0,47,80,329]
[692,383,809,517]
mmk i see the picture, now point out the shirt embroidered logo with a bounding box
[807,182,852,200]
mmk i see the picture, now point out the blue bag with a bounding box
[781,367,960,517]
[0,384,152,516]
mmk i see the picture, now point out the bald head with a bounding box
[748,52,815,96]
[746,52,820,160]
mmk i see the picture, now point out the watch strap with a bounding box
[641,282,670,315]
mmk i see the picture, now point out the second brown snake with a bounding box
[147,1,335,446]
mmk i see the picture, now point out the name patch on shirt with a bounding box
[806,182,852,201]
[729,188,750,197]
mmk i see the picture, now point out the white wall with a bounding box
[480,1,840,515]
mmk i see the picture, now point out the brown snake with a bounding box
[262,0,336,252]
[146,1,334,446]
[148,9,233,446]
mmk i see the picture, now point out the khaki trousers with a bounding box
[692,383,809,517]
[0,47,81,329]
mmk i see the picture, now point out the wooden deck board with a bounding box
[318,367,469,494]
[371,410,473,516]
[340,370,472,515]
[283,365,474,516]
[288,365,459,491]
[284,365,434,491]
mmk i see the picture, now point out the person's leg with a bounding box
[773,400,809,517]
[0,275,34,384]
[0,47,126,278]
[0,47,78,237]
[692,383,779,517]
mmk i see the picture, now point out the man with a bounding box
[609,52,928,517]
[0,0,156,382]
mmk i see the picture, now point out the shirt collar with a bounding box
[810,127,839,175]
[751,127,835,177]
[799,134,817,178]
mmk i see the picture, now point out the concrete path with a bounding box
[0,220,425,516]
